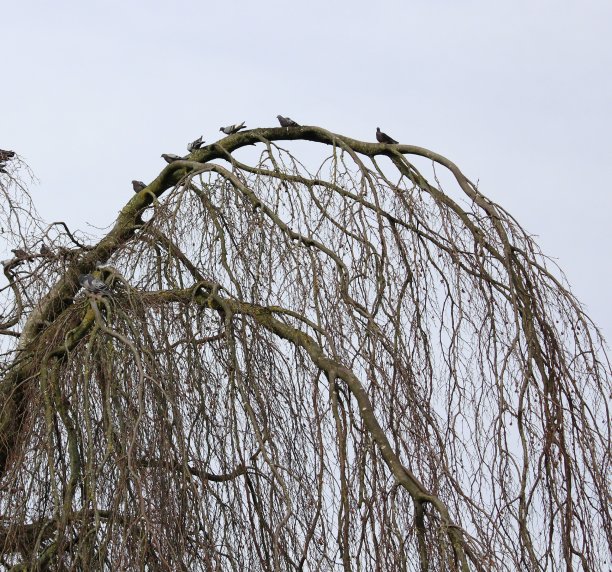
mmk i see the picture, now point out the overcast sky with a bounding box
[1,0,610,339]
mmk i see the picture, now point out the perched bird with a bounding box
[0,149,15,161]
[132,180,147,193]
[376,127,398,144]
[11,248,28,259]
[161,153,182,163]
[78,273,112,295]
[277,115,300,127]
[40,244,53,256]
[219,122,247,135]
[187,136,205,152]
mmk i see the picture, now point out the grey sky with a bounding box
[2,0,610,338]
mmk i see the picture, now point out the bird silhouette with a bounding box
[277,115,300,127]
[78,274,112,295]
[0,149,15,162]
[220,122,247,135]
[161,153,182,163]
[132,180,147,193]
[11,248,28,259]
[376,127,398,144]
[187,136,205,152]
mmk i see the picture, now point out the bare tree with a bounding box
[0,127,609,571]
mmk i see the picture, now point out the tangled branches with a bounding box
[0,127,609,570]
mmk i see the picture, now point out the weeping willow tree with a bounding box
[0,127,609,571]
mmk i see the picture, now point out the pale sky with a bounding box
[2,0,611,339]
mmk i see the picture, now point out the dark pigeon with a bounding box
[187,136,205,152]
[376,127,398,145]
[219,122,247,135]
[132,180,147,193]
[277,115,300,127]
[11,248,28,259]
[161,153,182,163]
[78,273,112,296]
[0,149,15,162]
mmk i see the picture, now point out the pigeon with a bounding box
[0,149,15,162]
[132,180,147,193]
[187,136,205,152]
[376,127,398,145]
[78,273,112,295]
[161,153,183,163]
[11,248,28,259]
[219,122,247,135]
[277,115,300,127]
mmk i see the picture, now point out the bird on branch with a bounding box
[161,153,182,163]
[0,149,15,162]
[376,127,398,144]
[78,273,112,296]
[132,180,147,193]
[11,249,28,259]
[277,115,300,127]
[39,244,53,257]
[220,122,247,135]
[187,136,205,152]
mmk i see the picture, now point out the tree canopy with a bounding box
[0,127,609,571]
